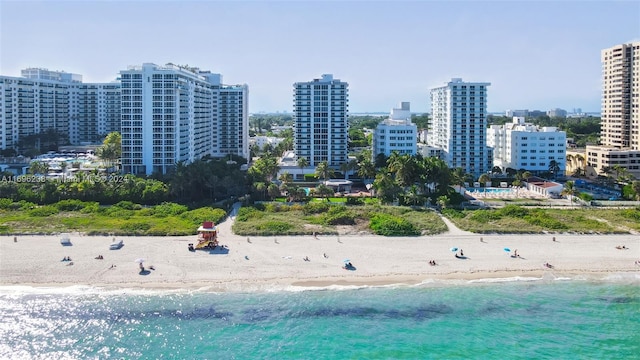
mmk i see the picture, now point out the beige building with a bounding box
[586,42,640,179]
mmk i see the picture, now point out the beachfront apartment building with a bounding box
[586,42,640,179]
[218,84,249,160]
[487,116,566,175]
[119,63,221,175]
[428,78,492,178]
[372,102,417,160]
[0,68,121,150]
[293,74,348,168]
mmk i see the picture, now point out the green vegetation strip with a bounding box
[442,205,640,234]
[0,199,226,235]
[232,202,448,236]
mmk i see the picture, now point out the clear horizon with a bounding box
[1,1,638,114]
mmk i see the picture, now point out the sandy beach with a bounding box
[1,210,639,291]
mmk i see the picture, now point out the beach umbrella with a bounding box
[450,247,458,252]
[343,259,351,264]
[503,248,511,253]
[134,258,145,264]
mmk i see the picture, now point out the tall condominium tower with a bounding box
[119,63,249,175]
[218,84,249,160]
[428,78,492,177]
[119,63,221,175]
[0,68,120,150]
[293,74,348,167]
[587,42,640,178]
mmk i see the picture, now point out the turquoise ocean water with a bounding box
[1,278,639,359]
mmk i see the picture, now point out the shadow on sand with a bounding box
[208,247,230,255]
[139,269,151,276]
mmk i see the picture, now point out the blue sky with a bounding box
[1,1,638,113]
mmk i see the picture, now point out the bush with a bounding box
[236,207,262,222]
[16,200,36,211]
[524,210,568,230]
[323,206,355,225]
[257,221,293,233]
[620,208,640,221]
[369,213,419,236]
[153,202,189,217]
[468,210,502,223]
[498,205,529,218]
[303,202,329,215]
[181,207,227,226]
[80,203,100,213]
[0,198,13,210]
[114,201,142,210]
[346,197,365,206]
[442,208,465,219]
[104,207,134,219]
[121,222,152,233]
[55,199,95,212]
[28,205,59,217]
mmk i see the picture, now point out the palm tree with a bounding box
[387,153,419,188]
[296,157,308,182]
[372,170,399,204]
[314,184,334,201]
[29,161,49,176]
[548,160,560,180]
[561,180,579,206]
[357,158,376,181]
[478,173,491,188]
[315,161,334,183]
[279,171,293,185]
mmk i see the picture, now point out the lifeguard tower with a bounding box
[194,221,218,250]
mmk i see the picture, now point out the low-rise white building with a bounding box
[372,102,417,161]
[250,136,284,150]
[487,117,566,174]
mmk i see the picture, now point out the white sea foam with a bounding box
[467,276,542,284]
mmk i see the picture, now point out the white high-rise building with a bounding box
[119,63,221,175]
[372,102,417,160]
[0,68,120,150]
[428,78,492,177]
[586,42,640,179]
[218,84,249,160]
[293,74,348,167]
[487,117,566,174]
[119,63,248,175]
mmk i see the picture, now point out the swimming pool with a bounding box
[468,187,515,194]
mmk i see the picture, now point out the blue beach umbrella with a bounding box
[450,247,458,252]
[343,259,351,264]
[503,248,511,253]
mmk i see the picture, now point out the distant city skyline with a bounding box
[1,1,638,113]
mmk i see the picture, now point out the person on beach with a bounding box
[323,253,328,258]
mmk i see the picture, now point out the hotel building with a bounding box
[372,102,417,160]
[586,42,640,179]
[428,78,492,178]
[487,117,566,174]
[293,74,348,168]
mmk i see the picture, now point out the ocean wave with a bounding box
[467,276,543,284]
